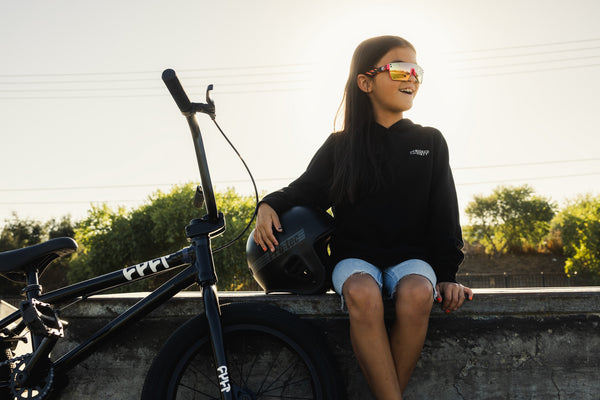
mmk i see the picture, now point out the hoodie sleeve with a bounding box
[260,134,335,214]
[426,131,464,283]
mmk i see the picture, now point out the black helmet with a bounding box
[246,206,335,295]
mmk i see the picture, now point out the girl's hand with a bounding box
[435,282,473,313]
[253,203,283,252]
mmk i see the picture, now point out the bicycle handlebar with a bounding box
[162,69,194,115]
[162,68,219,223]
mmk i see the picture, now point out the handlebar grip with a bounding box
[162,69,193,114]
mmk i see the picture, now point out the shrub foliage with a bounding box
[2,186,599,290]
[66,184,258,291]
[550,194,600,283]
[464,185,556,256]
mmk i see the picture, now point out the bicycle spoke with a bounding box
[263,343,313,394]
[261,377,315,397]
[177,381,219,399]
[142,304,341,399]
[255,338,286,394]
[229,334,255,391]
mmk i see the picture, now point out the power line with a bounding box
[1,158,598,193]
[442,38,600,78]
[3,39,599,100]
[448,38,600,55]
[2,170,598,207]
[0,79,309,93]
[3,57,598,99]
[2,169,599,200]
[1,38,597,82]
[0,63,314,79]
[0,200,142,206]
[458,54,600,71]
[0,177,289,194]
[0,64,314,101]
[456,171,600,186]
[0,183,175,192]
[0,67,313,100]
[454,62,600,79]
[450,45,600,62]
[453,157,600,171]
[0,71,313,86]
[0,86,309,100]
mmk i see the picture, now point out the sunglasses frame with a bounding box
[364,62,424,83]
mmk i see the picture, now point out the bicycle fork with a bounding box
[202,284,231,395]
[187,216,234,400]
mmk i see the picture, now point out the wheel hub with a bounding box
[232,384,256,400]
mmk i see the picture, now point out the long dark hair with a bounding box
[331,35,416,204]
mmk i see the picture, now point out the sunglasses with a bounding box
[364,62,424,84]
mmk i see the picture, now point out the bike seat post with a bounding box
[22,270,42,302]
[22,269,44,349]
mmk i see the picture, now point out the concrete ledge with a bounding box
[12,288,600,399]
[56,287,600,319]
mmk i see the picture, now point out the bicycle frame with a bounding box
[1,70,236,399]
[2,246,191,366]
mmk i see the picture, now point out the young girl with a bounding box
[253,35,473,399]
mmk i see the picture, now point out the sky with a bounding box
[1,0,599,228]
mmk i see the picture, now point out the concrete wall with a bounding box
[5,288,600,399]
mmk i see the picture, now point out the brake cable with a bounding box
[208,117,259,253]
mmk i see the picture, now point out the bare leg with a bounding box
[389,275,434,392]
[343,274,403,400]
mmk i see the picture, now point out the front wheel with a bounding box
[141,302,343,400]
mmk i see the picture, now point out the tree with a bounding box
[68,185,258,291]
[550,194,600,283]
[0,214,77,293]
[46,216,77,239]
[211,188,258,290]
[464,185,556,256]
[0,213,47,251]
[68,204,136,285]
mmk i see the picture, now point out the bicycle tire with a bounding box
[141,302,343,400]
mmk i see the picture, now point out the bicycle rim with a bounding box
[170,322,321,399]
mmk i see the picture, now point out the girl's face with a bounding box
[359,46,420,126]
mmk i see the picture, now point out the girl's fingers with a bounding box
[439,283,473,312]
[255,227,276,252]
[270,213,283,236]
[253,230,268,252]
[253,206,282,252]
[465,287,474,301]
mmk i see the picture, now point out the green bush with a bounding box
[68,185,257,291]
[550,194,600,283]
[0,215,77,293]
[464,185,556,256]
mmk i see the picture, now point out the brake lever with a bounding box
[191,85,215,120]
[193,185,205,209]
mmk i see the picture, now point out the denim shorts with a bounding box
[331,258,438,301]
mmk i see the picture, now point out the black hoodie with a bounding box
[260,118,464,283]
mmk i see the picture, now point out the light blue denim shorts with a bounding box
[331,258,438,301]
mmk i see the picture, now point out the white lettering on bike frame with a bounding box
[217,365,231,393]
[122,256,170,281]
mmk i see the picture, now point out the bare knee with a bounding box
[394,275,434,317]
[343,274,384,322]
